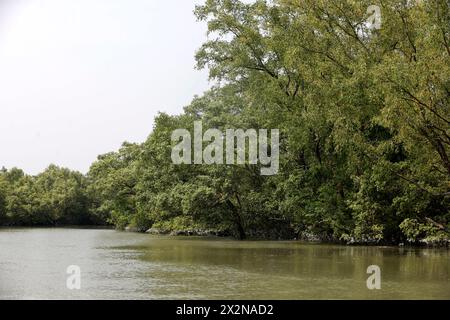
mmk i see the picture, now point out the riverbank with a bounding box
[2,224,449,247]
[130,226,450,248]
[0,225,113,230]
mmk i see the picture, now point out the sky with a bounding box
[0,0,210,175]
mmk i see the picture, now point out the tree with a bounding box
[1,0,448,244]
[87,142,147,230]
[193,0,449,242]
[34,165,91,225]
[0,171,8,224]
[0,166,95,226]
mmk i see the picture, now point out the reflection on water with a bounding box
[0,228,448,299]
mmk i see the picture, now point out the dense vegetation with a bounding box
[1,0,449,245]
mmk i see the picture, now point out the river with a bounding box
[0,228,448,299]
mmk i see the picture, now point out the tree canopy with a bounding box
[1,0,448,245]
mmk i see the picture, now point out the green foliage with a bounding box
[1,0,448,244]
[186,0,449,242]
[399,218,449,245]
[0,170,9,224]
[0,166,93,226]
[87,142,142,229]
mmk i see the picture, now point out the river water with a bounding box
[0,228,448,299]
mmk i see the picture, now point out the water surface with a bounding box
[0,228,448,299]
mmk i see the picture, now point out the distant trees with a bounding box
[1,0,448,244]
[0,165,94,226]
[34,165,91,225]
[0,169,8,224]
[87,142,145,230]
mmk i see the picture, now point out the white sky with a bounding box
[0,0,210,175]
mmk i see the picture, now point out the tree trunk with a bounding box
[226,199,246,240]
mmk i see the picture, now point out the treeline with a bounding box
[1,0,449,244]
[0,166,94,226]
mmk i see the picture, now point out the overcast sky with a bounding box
[0,0,210,175]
